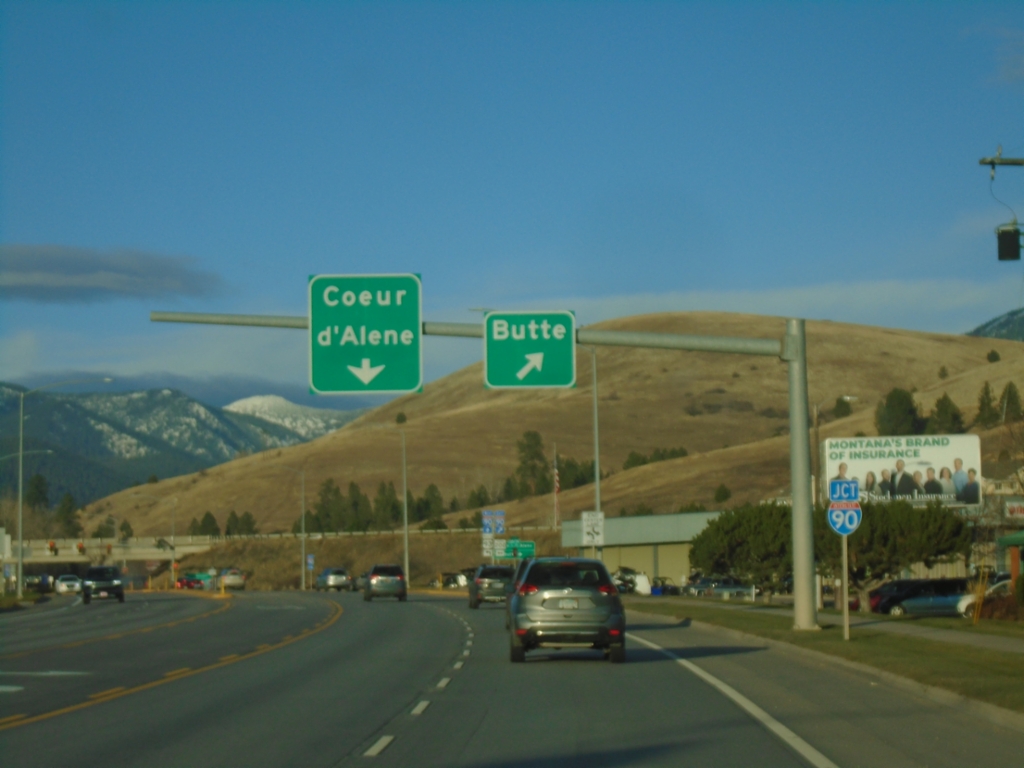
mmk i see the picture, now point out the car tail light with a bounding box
[515,629,528,636]
[598,584,618,595]
[518,584,538,596]
[609,628,621,636]
[475,578,482,585]
[396,574,403,581]
[370,575,379,582]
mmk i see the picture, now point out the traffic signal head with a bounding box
[997,223,1021,261]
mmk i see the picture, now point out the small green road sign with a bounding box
[483,311,576,388]
[309,274,422,394]
[500,538,535,558]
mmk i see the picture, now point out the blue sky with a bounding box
[2,2,1023,407]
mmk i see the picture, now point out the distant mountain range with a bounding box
[968,307,1024,341]
[0,385,362,507]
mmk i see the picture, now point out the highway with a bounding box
[1,591,1021,767]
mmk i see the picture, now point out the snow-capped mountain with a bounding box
[224,395,360,439]
[968,308,1024,341]
[0,385,361,506]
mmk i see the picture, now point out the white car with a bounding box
[957,580,1012,618]
[55,574,82,594]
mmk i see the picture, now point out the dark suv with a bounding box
[469,565,513,609]
[83,566,125,604]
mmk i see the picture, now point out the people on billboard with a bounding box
[832,462,850,481]
[878,469,894,497]
[962,469,981,504]
[952,458,968,495]
[862,471,881,496]
[938,467,956,495]
[892,460,918,496]
[923,467,943,495]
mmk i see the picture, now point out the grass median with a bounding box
[624,597,1024,714]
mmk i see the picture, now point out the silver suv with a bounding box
[508,558,625,663]
[469,565,513,609]
[315,567,353,592]
[364,564,407,602]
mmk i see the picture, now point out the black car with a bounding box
[869,579,925,614]
[82,566,125,604]
[469,565,513,609]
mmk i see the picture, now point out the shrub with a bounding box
[832,397,852,419]
[938,366,948,380]
[987,350,1001,363]
[714,484,732,503]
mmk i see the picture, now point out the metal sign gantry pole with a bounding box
[151,311,818,630]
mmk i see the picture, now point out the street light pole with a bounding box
[401,429,409,580]
[581,347,601,515]
[301,471,306,590]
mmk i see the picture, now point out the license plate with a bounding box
[99,591,108,597]
[558,598,578,610]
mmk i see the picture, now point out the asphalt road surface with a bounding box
[1,590,1021,767]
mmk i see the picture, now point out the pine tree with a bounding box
[927,393,965,434]
[25,474,49,510]
[55,493,82,537]
[976,381,1000,428]
[198,511,221,536]
[875,389,924,436]
[998,381,1022,423]
[225,510,240,535]
[118,519,134,541]
[238,512,258,534]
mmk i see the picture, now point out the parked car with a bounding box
[869,579,916,613]
[364,564,407,602]
[55,574,82,594]
[958,579,1014,618]
[469,565,514,608]
[688,576,755,599]
[175,575,204,589]
[612,567,639,594]
[650,577,681,596]
[882,578,969,617]
[83,566,125,604]
[508,558,626,663]
[315,567,353,591]
[218,568,246,590]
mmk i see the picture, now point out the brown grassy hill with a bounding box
[81,312,1024,537]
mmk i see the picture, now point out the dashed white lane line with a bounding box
[411,700,430,716]
[465,640,473,646]
[627,633,839,768]
[0,685,25,693]
[436,677,451,689]
[462,649,470,657]
[453,661,464,670]
[363,735,395,757]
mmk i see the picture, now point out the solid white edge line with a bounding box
[363,735,395,757]
[411,700,430,715]
[627,633,839,768]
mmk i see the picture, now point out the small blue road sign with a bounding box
[827,502,862,536]
[829,479,859,502]
[306,554,315,571]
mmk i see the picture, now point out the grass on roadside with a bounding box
[0,593,41,610]
[624,597,1024,714]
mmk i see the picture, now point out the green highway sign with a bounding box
[309,274,422,394]
[494,538,535,558]
[483,310,576,389]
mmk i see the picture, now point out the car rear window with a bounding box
[372,565,403,576]
[479,567,513,579]
[331,569,348,575]
[86,567,119,579]
[524,562,611,588]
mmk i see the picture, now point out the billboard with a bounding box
[823,434,982,507]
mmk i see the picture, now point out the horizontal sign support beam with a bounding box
[152,312,781,357]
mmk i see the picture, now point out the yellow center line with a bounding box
[0,600,343,734]
[256,643,271,650]
[88,687,126,699]
[219,654,239,662]
[1,600,233,661]
[164,667,191,677]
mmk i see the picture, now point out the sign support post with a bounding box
[842,533,850,641]
[828,478,862,642]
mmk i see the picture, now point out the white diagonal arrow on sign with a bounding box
[515,353,544,380]
[347,358,385,385]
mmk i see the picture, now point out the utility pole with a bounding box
[401,429,409,580]
[979,146,1023,261]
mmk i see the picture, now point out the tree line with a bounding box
[875,380,1021,436]
[690,500,971,608]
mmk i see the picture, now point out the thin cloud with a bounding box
[0,244,224,303]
